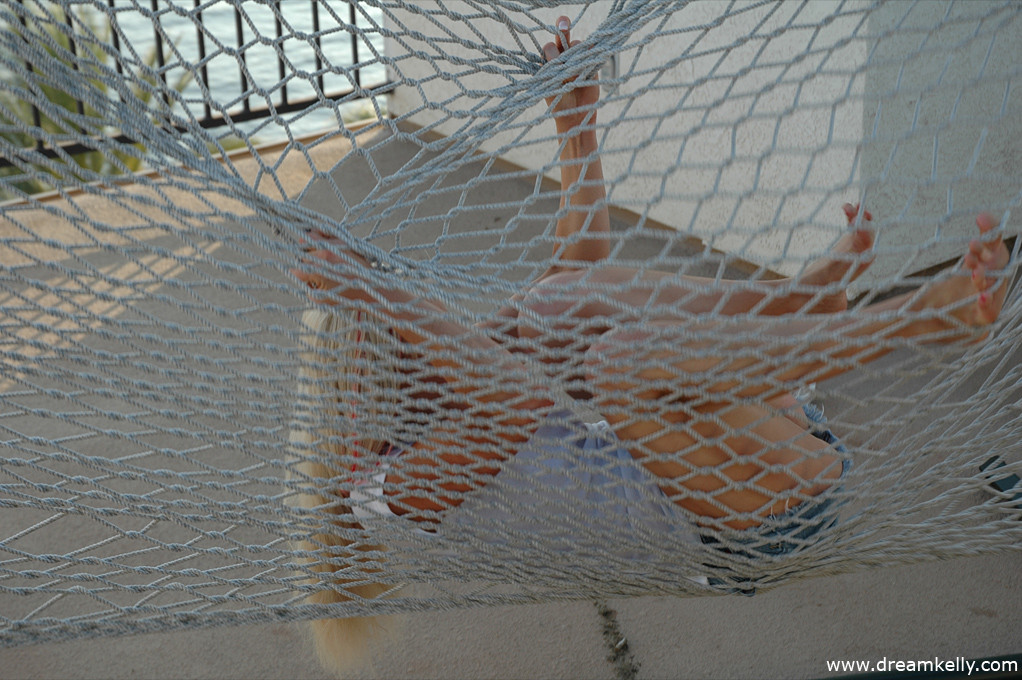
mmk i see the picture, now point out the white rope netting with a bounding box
[1,0,1021,649]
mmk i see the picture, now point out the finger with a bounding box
[308,229,343,243]
[555,16,570,52]
[298,248,343,268]
[291,268,323,291]
[842,202,872,224]
[842,203,856,223]
[543,41,558,63]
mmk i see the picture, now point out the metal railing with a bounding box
[1,0,391,169]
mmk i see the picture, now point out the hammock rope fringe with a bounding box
[1,0,1021,658]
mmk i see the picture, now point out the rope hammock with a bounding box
[2,0,1021,659]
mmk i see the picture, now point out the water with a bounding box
[105,1,387,142]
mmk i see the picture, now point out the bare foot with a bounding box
[799,203,875,313]
[812,203,875,285]
[542,17,599,135]
[911,212,1010,335]
[761,203,875,315]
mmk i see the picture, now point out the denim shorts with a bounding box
[698,403,850,595]
[352,405,846,590]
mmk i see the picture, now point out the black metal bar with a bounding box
[107,0,124,77]
[15,0,45,152]
[234,4,251,114]
[0,1,383,169]
[349,1,360,89]
[193,0,212,121]
[150,0,170,107]
[312,0,324,95]
[63,7,86,119]
[0,80,396,169]
[275,0,287,107]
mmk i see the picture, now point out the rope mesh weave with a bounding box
[1,0,1021,646]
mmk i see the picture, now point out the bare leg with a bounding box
[519,20,874,332]
[519,203,875,340]
[582,213,1010,527]
[477,17,610,340]
[795,203,875,313]
[543,16,610,268]
[294,209,1007,529]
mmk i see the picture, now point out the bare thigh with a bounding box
[582,323,844,530]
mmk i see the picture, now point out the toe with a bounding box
[978,292,999,325]
[842,202,872,224]
[842,203,856,223]
[976,212,998,234]
[852,227,875,253]
[974,212,1009,268]
[971,263,988,291]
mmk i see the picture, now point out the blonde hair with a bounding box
[288,307,402,677]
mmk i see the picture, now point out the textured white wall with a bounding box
[857,1,1021,284]
[384,1,1019,281]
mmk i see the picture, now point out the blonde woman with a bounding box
[289,17,1010,673]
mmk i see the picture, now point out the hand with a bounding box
[291,229,374,304]
[543,17,600,136]
[291,231,440,323]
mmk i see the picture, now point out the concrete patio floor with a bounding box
[6,551,1021,679]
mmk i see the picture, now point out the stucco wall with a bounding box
[383,1,1019,282]
[858,1,1021,283]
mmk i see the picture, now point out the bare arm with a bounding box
[292,236,555,519]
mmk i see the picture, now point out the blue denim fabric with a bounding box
[699,403,849,595]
